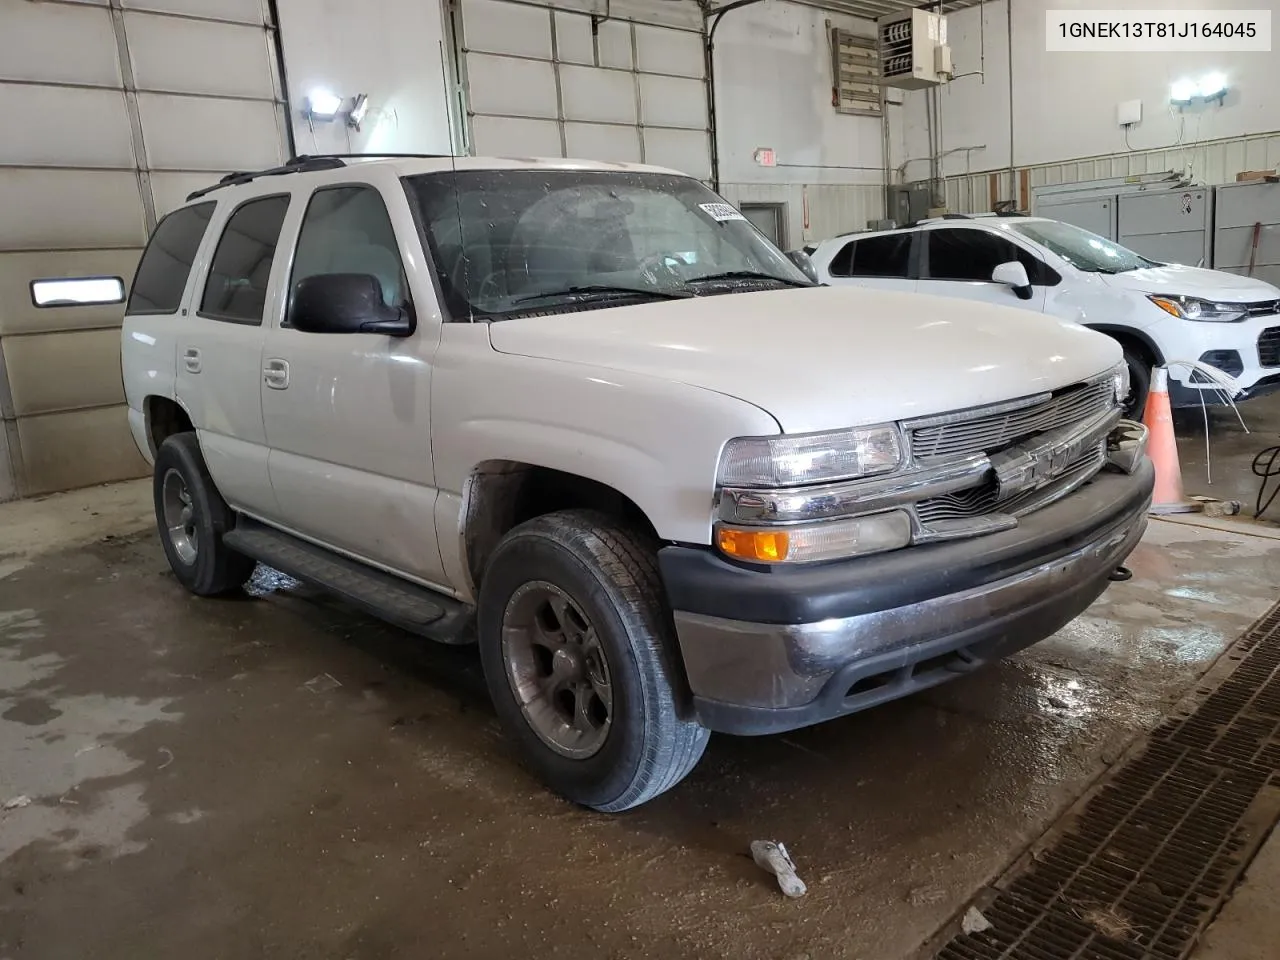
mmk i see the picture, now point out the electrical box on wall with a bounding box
[878,9,952,89]
[1117,99,1142,127]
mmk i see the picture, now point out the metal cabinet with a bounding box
[1213,181,1280,287]
[1119,189,1212,267]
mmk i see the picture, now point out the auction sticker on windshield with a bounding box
[699,203,747,222]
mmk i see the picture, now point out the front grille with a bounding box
[1244,298,1280,317]
[908,379,1115,462]
[1259,327,1280,367]
[914,444,1105,524]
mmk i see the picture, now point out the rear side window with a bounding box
[926,228,1059,285]
[200,194,291,324]
[830,234,912,278]
[126,202,215,315]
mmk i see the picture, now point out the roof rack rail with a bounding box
[903,213,972,228]
[184,153,461,202]
[185,155,346,201]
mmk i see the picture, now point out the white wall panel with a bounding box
[643,128,710,180]
[464,0,552,57]
[0,3,120,86]
[634,24,702,78]
[597,21,634,69]
[0,171,147,251]
[0,250,141,336]
[125,12,275,98]
[639,75,705,129]
[137,94,283,171]
[554,11,594,65]
[121,0,265,24]
[0,85,135,168]
[466,53,559,119]
[565,123,641,164]
[560,66,636,124]
[15,405,146,497]
[4,328,127,417]
[472,116,563,157]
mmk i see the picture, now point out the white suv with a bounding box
[809,214,1280,415]
[121,156,1152,810]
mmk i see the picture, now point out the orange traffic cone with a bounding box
[1142,366,1199,514]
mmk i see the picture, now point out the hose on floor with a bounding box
[1252,444,1280,520]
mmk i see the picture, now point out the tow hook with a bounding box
[1108,566,1133,582]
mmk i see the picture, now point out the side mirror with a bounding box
[991,260,1033,300]
[290,274,414,336]
[786,249,820,284]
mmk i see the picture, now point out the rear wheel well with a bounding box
[145,397,194,457]
[463,462,660,591]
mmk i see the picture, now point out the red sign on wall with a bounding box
[753,148,777,167]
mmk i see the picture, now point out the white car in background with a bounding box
[808,214,1280,416]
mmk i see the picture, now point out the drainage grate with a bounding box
[933,601,1280,960]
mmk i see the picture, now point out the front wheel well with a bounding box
[1084,325,1162,368]
[462,462,660,591]
[145,396,194,458]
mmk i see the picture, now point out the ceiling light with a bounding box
[1197,72,1228,98]
[347,93,369,130]
[1169,78,1196,103]
[305,89,343,120]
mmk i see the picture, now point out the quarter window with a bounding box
[126,202,215,315]
[200,195,290,324]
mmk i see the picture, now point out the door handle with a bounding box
[183,348,201,374]
[263,358,290,390]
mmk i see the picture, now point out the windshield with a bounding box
[403,169,813,320]
[1010,220,1154,274]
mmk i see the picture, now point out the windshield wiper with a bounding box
[512,284,693,305]
[685,271,814,288]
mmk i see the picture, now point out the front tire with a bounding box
[477,510,709,812]
[1123,346,1151,420]
[153,432,255,596]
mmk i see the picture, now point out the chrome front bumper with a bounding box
[662,456,1154,736]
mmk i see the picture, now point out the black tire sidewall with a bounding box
[153,434,239,595]
[477,531,652,809]
[1124,348,1151,420]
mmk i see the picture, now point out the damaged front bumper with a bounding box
[660,422,1154,736]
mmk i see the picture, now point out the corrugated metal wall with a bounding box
[933,132,1280,214]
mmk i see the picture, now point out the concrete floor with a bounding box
[4,403,1280,959]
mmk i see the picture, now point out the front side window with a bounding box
[126,202,215,315]
[289,185,408,319]
[1010,220,1153,274]
[403,170,812,320]
[199,195,290,324]
[926,228,1020,281]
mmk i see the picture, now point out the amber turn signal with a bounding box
[717,527,790,562]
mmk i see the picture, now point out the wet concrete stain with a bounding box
[0,515,1278,958]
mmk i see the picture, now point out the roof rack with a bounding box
[184,153,457,202]
[903,213,972,228]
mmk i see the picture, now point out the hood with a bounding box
[1103,263,1280,301]
[487,287,1121,433]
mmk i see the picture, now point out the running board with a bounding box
[224,519,474,644]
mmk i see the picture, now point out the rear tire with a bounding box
[1122,346,1151,420]
[153,432,255,596]
[477,509,709,812]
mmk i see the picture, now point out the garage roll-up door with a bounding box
[0,0,289,500]
[455,0,711,180]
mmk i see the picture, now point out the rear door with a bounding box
[819,232,917,292]
[175,193,292,519]
[919,227,1050,311]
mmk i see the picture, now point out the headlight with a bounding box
[1148,294,1247,323]
[716,511,913,563]
[1110,361,1130,405]
[717,424,903,487]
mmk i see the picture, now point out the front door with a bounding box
[917,227,1049,311]
[176,193,292,519]
[260,179,445,586]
